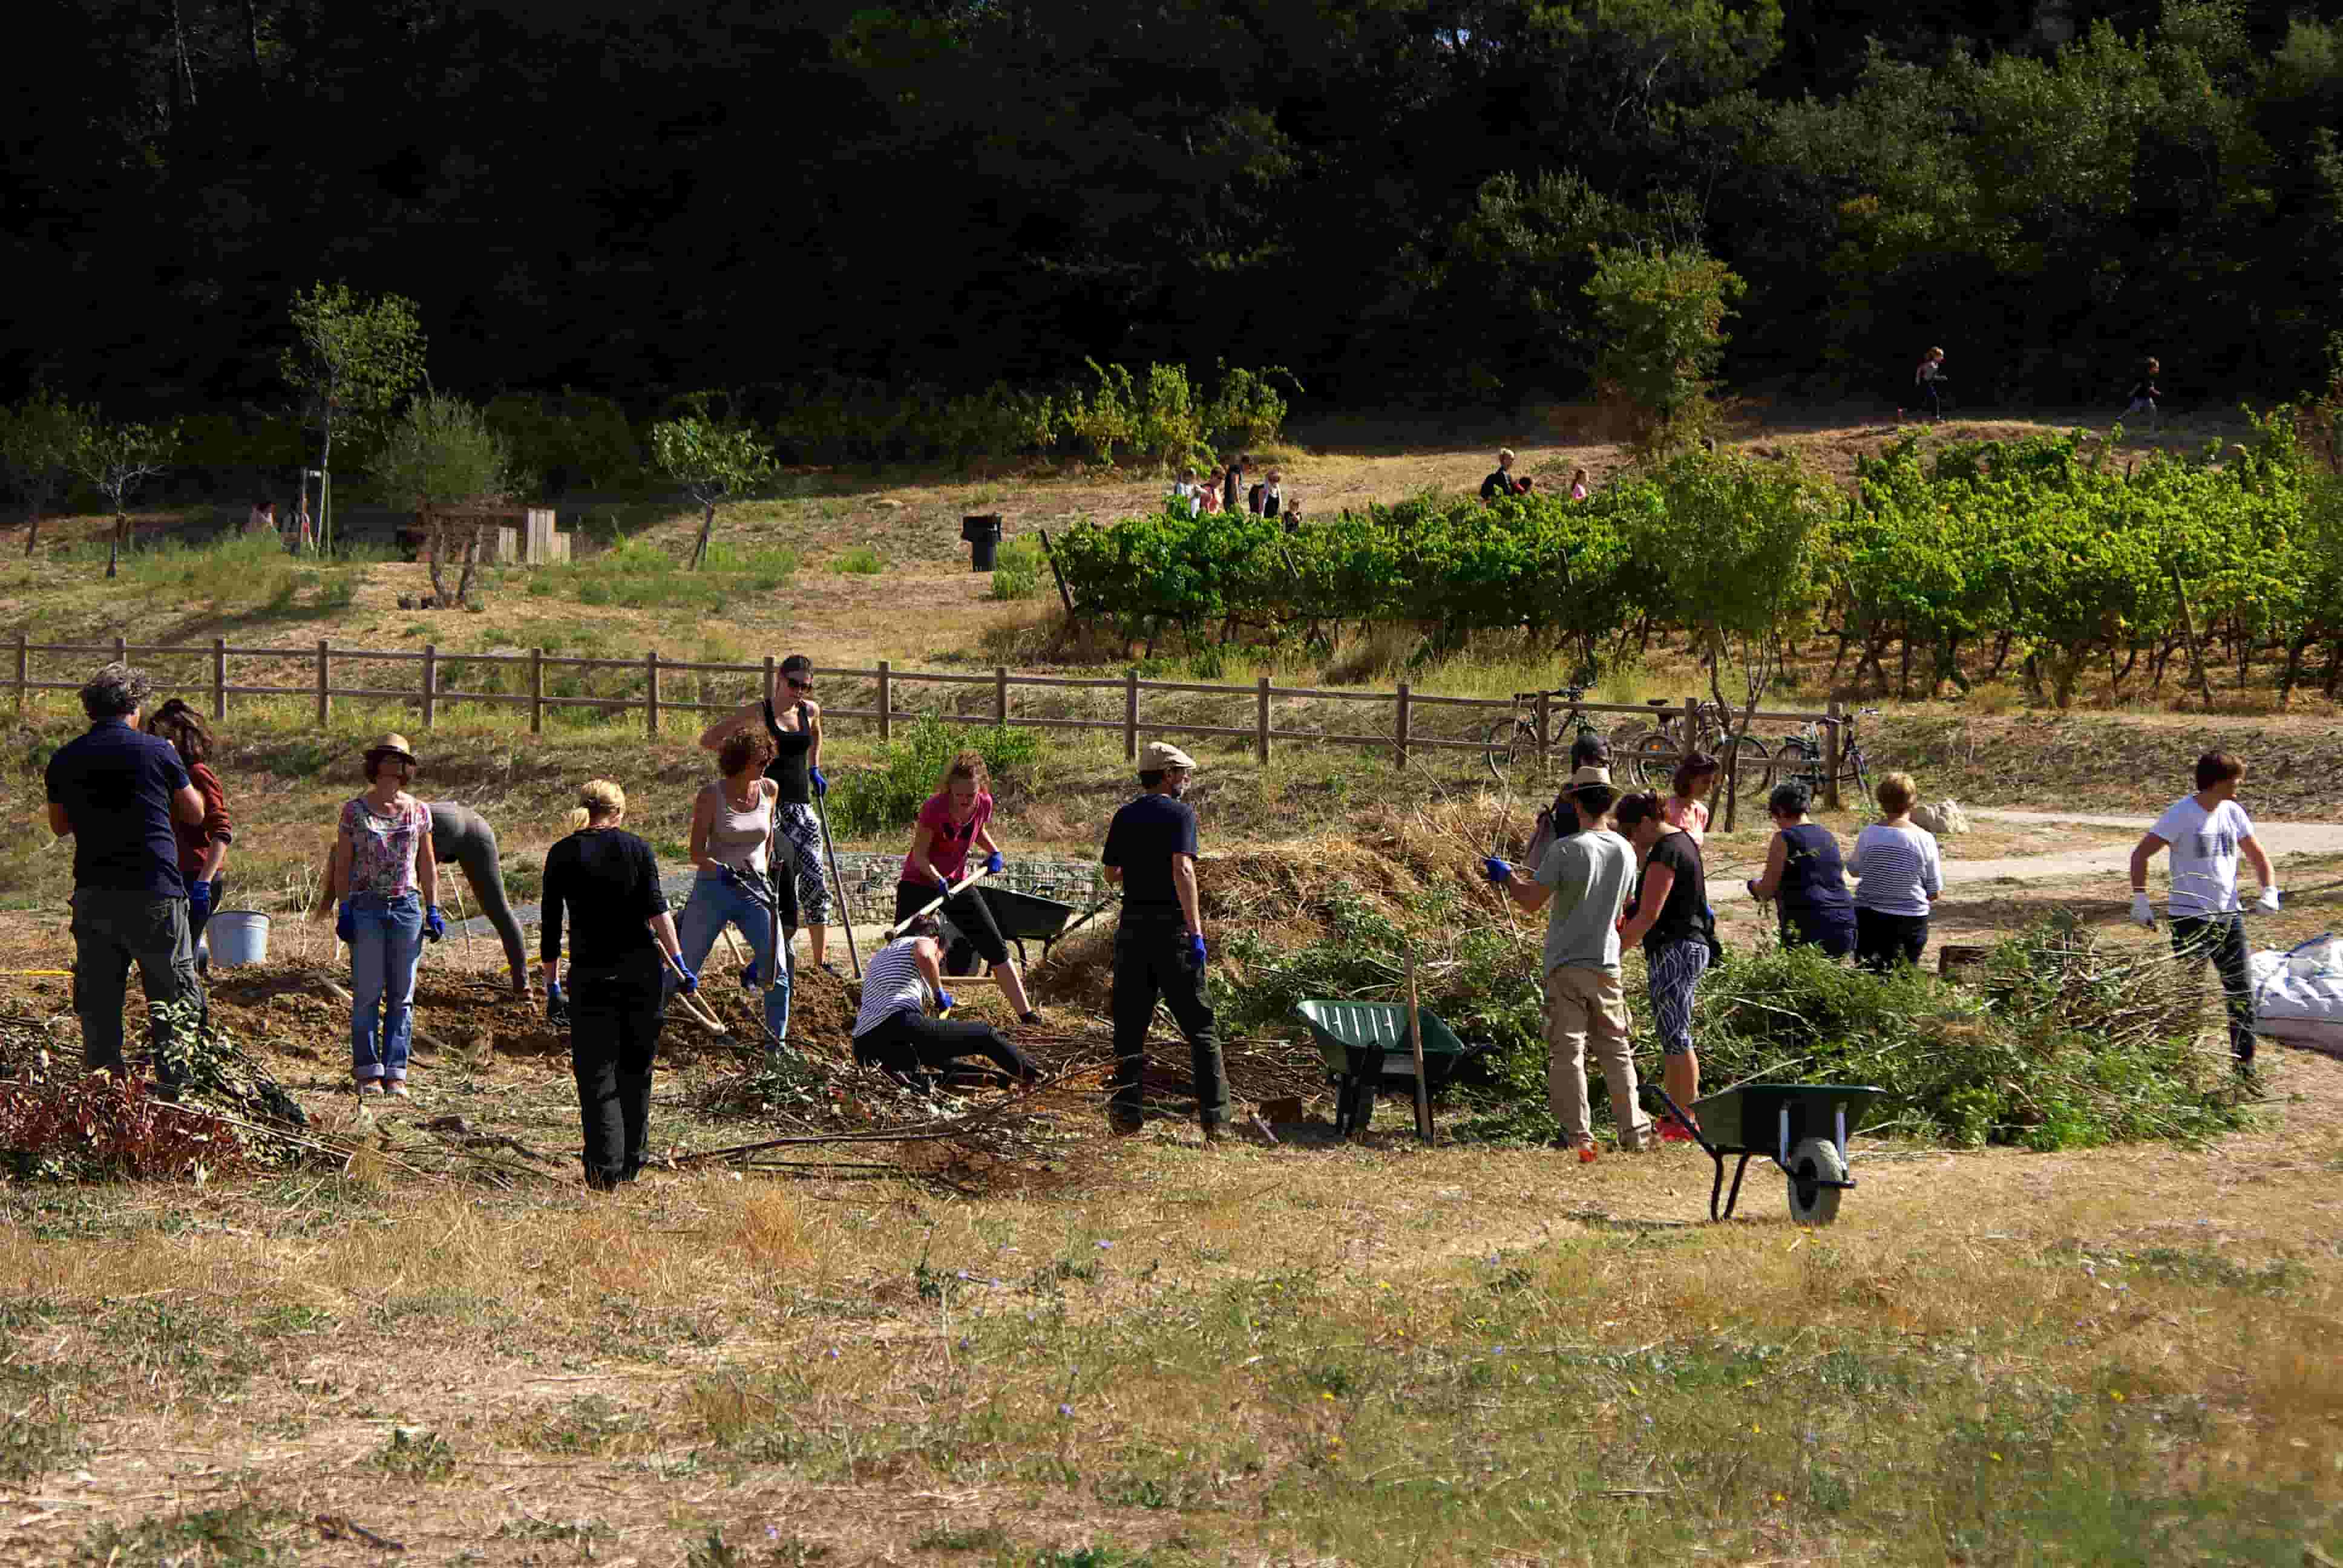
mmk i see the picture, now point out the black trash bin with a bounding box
[960,514,1003,572]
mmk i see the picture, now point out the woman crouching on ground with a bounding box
[1746,780,1856,958]
[1616,789,1715,1138]
[329,734,444,1098]
[677,730,796,1052]
[852,914,1039,1088]
[540,780,696,1191]
[897,751,1042,1025]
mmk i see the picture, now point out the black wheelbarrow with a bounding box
[1294,1000,1486,1137]
[940,885,1115,976]
[1649,1080,1885,1225]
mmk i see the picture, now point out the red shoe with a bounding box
[1578,1142,1599,1165]
[1656,1118,1697,1143]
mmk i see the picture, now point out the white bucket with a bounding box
[207,910,271,967]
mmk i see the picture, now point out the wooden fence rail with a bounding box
[9,633,1846,804]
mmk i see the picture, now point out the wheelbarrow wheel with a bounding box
[1785,1137,1846,1227]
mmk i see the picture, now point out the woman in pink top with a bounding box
[1661,752,1719,845]
[326,733,443,1097]
[1568,466,1590,502]
[893,751,1040,1025]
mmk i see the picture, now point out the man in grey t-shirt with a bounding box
[1486,766,1651,1157]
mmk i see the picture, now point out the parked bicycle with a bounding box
[1613,698,1769,790]
[1485,685,1611,783]
[1766,707,1876,803]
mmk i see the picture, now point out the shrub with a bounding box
[987,535,1046,600]
[524,536,796,612]
[830,545,885,575]
[825,717,1045,838]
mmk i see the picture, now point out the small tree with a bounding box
[0,389,91,558]
[650,414,777,569]
[1584,243,1746,454]
[74,419,180,578]
[371,393,510,607]
[280,282,427,549]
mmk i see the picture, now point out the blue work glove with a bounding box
[424,904,447,942]
[673,963,699,995]
[546,981,569,1025]
[1483,857,1514,885]
[1187,931,1208,969]
[714,863,739,886]
[936,988,958,1013]
[985,850,1003,876]
[741,958,759,987]
[335,900,355,944]
[935,875,954,903]
[810,766,828,798]
[188,880,212,922]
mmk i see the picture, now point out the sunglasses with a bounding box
[785,678,813,691]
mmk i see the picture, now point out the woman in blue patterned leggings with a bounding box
[1616,790,1715,1140]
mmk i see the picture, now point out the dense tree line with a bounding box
[7,0,2340,418]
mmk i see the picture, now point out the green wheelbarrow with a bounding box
[1294,1000,1484,1137]
[1649,1081,1886,1226]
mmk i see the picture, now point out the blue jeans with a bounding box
[675,875,791,1045]
[350,891,423,1082]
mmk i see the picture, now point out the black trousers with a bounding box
[894,879,1009,967]
[1780,907,1855,960]
[568,948,668,1188]
[854,1011,1036,1084]
[2171,913,2256,1065]
[1110,915,1228,1126]
[1855,909,1928,973]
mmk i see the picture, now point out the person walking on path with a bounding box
[1913,347,1948,422]
[1746,779,1856,958]
[896,751,1042,1025]
[1485,766,1652,1160]
[143,699,232,964]
[852,915,1039,1089]
[2129,749,2278,1074]
[700,654,837,971]
[1101,742,1228,1139]
[1616,789,1715,1140]
[427,803,531,998]
[1480,448,1524,501]
[328,734,444,1098]
[1849,771,1941,972]
[676,730,796,1053]
[44,662,208,1083]
[539,780,695,1190]
[2126,357,2162,431]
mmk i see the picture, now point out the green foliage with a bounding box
[368,393,510,509]
[279,281,427,469]
[523,536,797,612]
[482,391,644,494]
[0,389,92,514]
[74,1504,300,1566]
[372,1426,457,1479]
[73,417,180,521]
[987,534,1046,599]
[650,413,776,507]
[830,544,886,575]
[825,717,1045,838]
[1584,243,1746,451]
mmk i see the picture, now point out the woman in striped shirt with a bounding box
[853,916,1039,1087]
[1849,771,1942,972]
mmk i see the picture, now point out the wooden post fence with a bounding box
[210,638,226,721]
[877,659,892,742]
[996,665,1010,727]
[1395,681,1411,766]
[422,645,437,727]
[1533,689,1549,762]
[529,647,545,735]
[1256,676,1272,763]
[1123,668,1139,761]
[1823,697,1844,810]
[13,633,25,715]
[316,639,330,727]
[644,650,660,736]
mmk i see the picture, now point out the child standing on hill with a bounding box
[1913,348,1948,422]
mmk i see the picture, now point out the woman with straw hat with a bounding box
[327,733,444,1098]
[540,779,696,1189]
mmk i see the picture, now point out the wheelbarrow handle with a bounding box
[1643,1082,1717,1159]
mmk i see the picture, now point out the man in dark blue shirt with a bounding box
[44,662,208,1080]
[1100,741,1227,1141]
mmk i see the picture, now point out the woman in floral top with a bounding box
[327,733,444,1097]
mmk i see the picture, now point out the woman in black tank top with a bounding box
[697,656,838,969]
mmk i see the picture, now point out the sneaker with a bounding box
[1018,1011,1044,1027]
[1656,1117,1697,1144]
[1577,1142,1599,1164]
[384,1079,411,1099]
[356,1080,385,1098]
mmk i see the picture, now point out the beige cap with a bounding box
[364,732,418,763]
[1567,765,1611,789]
[1140,741,1197,772]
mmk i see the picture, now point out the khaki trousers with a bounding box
[1544,964,1649,1150]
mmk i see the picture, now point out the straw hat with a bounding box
[363,733,418,765]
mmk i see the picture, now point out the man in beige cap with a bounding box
[1484,765,1651,1160]
[1100,741,1228,1140]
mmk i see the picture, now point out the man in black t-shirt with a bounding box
[44,662,209,1080]
[1480,448,1523,501]
[1100,741,1228,1140]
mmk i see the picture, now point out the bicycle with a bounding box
[1612,698,1769,791]
[1766,708,1876,804]
[1484,685,1608,783]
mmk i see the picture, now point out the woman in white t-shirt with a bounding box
[1848,771,1941,972]
[2128,749,2277,1071]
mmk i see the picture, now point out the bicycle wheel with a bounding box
[1771,739,1820,796]
[1629,731,1678,791]
[1485,719,1532,784]
[1719,733,1769,796]
[1844,744,1871,805]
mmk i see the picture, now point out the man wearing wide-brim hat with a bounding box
[1100,741,1230,1141]
[1484,765,1653,1159]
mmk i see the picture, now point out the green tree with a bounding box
[650,413,776,570]
[1584,245,1746,453]
[280,281,427,549]
[370,393,510,607]
[0,389,91,559]
[73,418,181,578]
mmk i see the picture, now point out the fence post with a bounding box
[1395,681,1411,768]
[645,650,660,737]
[995,665,1009,727]
[114,635,126,667]
[316,639,330,728]
[210,638,226,722]
[1256,676,1272,764]
[13,631,25,714]
[421,645,437,728]
[1823,697,1844,811]
[529,647,545,736]
[762,655,776,710]
[1683,696,1700,768]
[877,659,891,742]
[1534,689,1549,765]
[1124,668,1139,762]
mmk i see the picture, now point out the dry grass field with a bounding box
[5,413,2341,1566]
